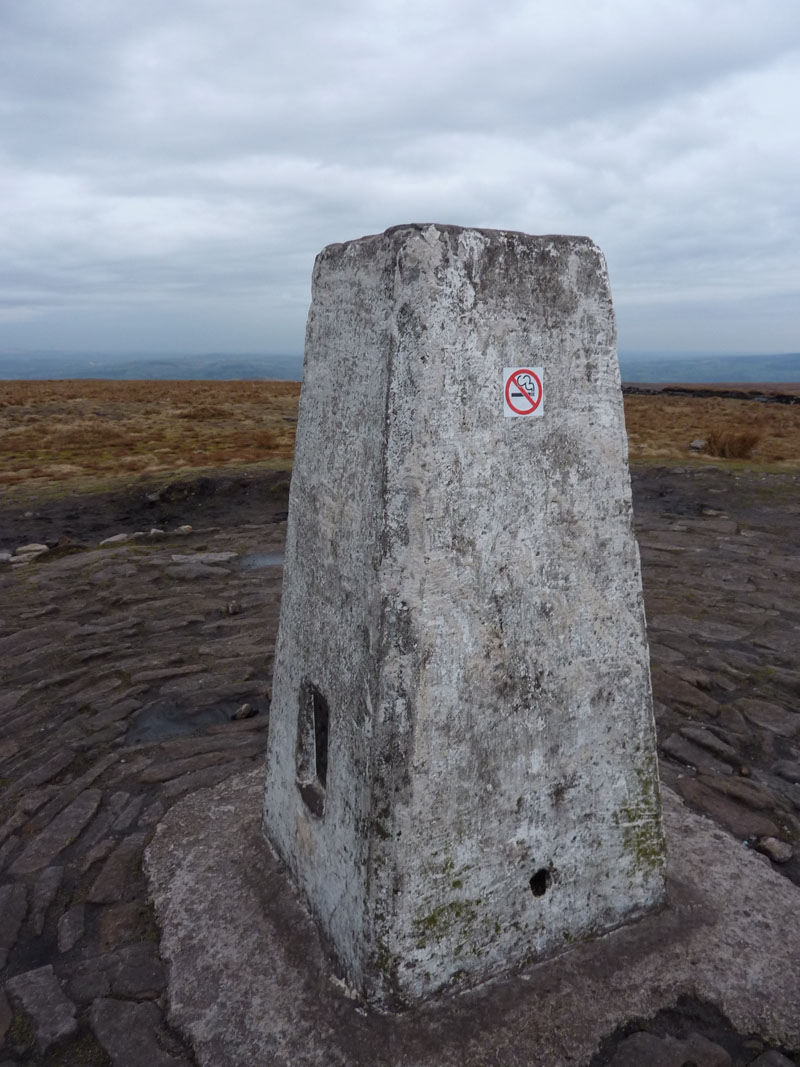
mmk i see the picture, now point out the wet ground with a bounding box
[0,465,798,1065]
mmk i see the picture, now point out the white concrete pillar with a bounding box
[262,223,665,1008]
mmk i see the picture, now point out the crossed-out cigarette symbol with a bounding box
[505,369,542,415]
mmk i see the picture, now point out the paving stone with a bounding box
[0,738,19,764]
[57,903,85,952]
[772,761,800,787]
[648,615,750,642]
[89,697,145,728]
[97,900,153,953]
[0,834,19,872]
[10,747,75,793]
[661,734,733,776]
[5,965,77,1051]
[678,725,741,764]
[0,882,27,966]
[650,670,722,716]
[66,954,116,1002]
[170,551,238,564]
[676,777,780,840]
[10,789,101,874]
[608,1029,731,1067]
[27,755,118,832]
[736,699,799,738]
[88,832,148,903]
[29,865,63,934]
[89,997,190,1067]
[157,732,265,759]
[129,664,205,685]
[702,773,782,812]
[110,942,166,996]
[112,794,145,831]
[81,791,132,850]
[0,987,11,1047]
[748,1051,799,1067]
[158,757,258,800]
[205,715,269,736]
[138,748,257,784]
[165,563,229,579]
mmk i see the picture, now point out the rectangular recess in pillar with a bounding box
[295,681,329,818]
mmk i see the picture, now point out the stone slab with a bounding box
[5,964,77,1052]
[145,769,800,1067]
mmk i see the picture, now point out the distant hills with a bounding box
[618,351,800,384]
[0,351,304,381]
[0,350,798,384]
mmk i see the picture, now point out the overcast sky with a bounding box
[1,0,798,358]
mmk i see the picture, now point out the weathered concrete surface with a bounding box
[263,223,664,1006]
[147,769,800,1067]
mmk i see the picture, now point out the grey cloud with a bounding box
[1,0,798,355]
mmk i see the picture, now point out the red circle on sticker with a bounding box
[505,369,542,415]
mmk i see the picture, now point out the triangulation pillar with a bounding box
[262,223,666,1008]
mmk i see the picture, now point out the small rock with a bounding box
[689,438,707,451]
[6,965,78,1051]
[13,542,48,556]
[232,702,257,721]
[0,550,11,563]
[57,903,85,952]
[148,527,166,537]
[227,600,242,615]
[175,524,193,534]
[100,533,130,546]
[753,837,794,864]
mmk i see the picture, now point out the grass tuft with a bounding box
[705,427,762,459]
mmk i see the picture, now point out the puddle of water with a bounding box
[240,551,285,570]
[125,697,262,744]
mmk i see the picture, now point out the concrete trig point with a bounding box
[262,223,666,1008]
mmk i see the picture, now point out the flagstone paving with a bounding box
[0,466,798,1065]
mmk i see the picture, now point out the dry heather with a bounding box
[1,381,798,496]
[0,379,300,493]
[623,393,799,468]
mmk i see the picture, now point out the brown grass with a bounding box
[0,379,300,494]
[1,380,798,498]
[704,427,762,459]
[622,393,799,468]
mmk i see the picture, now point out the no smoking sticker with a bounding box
[503,367,543,418]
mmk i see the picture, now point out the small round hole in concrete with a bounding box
[529,868,552,897]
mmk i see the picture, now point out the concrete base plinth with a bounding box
[145,771,800,1067]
